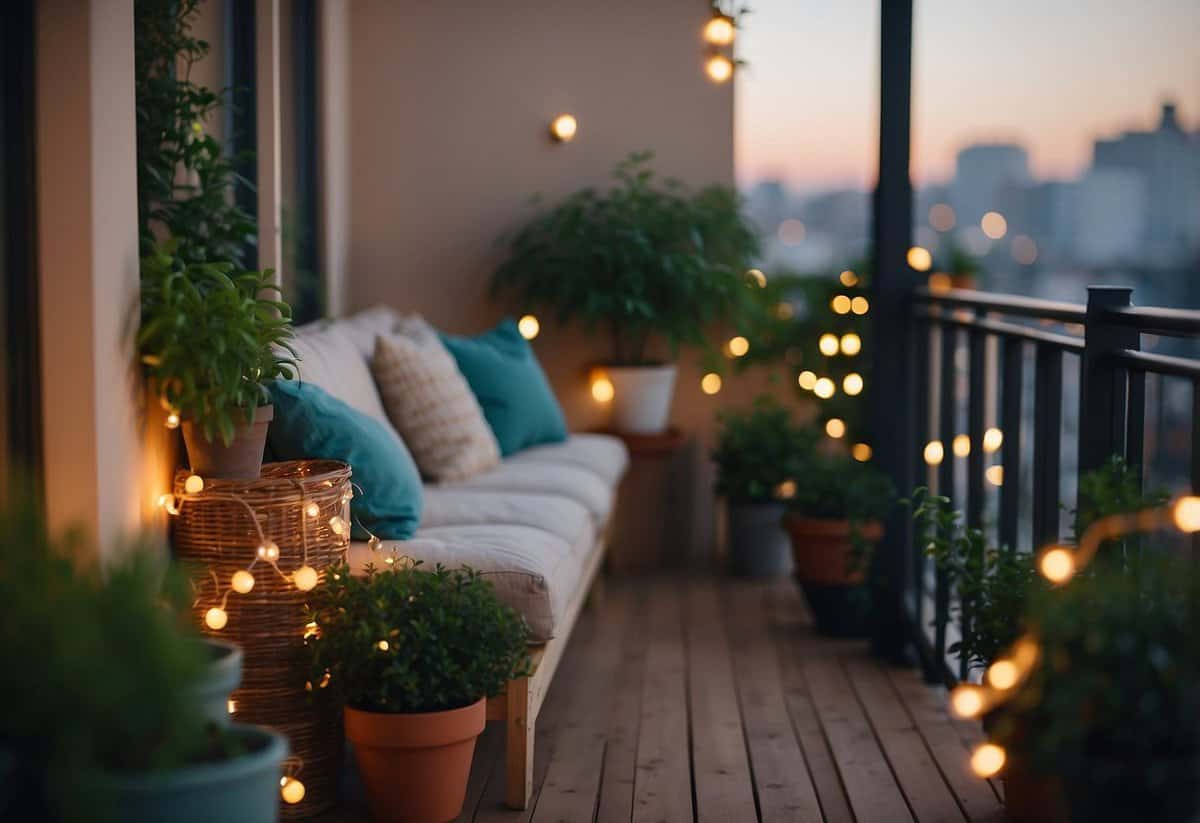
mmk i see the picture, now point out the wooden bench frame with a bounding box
[485,536,607,809]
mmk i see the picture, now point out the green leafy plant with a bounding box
[135,0,256,266]
[492,151,761,366]
[712,396,816,502]
[789,450,895,523]
[1071,454,1169,543]
[0,491,232,821]
[305,562,532,714]
[138,245,297,445]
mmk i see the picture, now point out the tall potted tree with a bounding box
[492,151,761,434]
[306,561,531,823]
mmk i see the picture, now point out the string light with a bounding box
[971,743,1006,778]
[701,373,723,395]
[928,272,952,294]
[293,565,318,592]
[184,474,205,494]
[851,296,870,315]
[843,373,864,396]
[986,659,1019,690]
[798,371,817,390]
[328,516,347,537]
[746,268,767,287]
[775,480,797,499]
[591,376,615,403]
[257,540,281,561]
[703,13,735,45]
[981,211,1008,240]
[232,570,255,594]
[825,418,846,439]
[157,493,181,515]
[953,434,971,458]
[986,465,1004,486]
[839,270,859,287]
[852,443,872,462]
[165,412,181,429]
[376,640,390,652]
[818,334,839,356]
[227,699,237,714]
[813,377,835,399]
[983,427,1003,453]
[305,501,320,518]
[728,336,750,357]
[705,53,733,83]
[1039,546,1076,583]
[304,621,320,640]
[906,246,933,272]
[280,776,306,805]
[1172,496,1200,532]
[923,440,944,466]
[840,333,862,355]
[950,685,984,718]
[205,606,228,630]
[517,315,540,340]
[549,115,577,143]
[831,295,852,315]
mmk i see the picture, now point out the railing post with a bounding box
[1078,286,1138,479]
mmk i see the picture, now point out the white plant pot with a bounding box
[606,364,677,434]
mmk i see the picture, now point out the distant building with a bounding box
[951,143,1032,228]
[1070,169,1148,265]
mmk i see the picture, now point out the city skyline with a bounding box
[734,0,1200,193]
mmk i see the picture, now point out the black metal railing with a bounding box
[901,284,1200,684]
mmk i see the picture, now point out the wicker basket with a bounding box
[173,460,352,819]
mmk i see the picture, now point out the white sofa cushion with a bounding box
[503,433,630,487]
[371,333,500,483]
[287,323,392,428]
[336,305,402,359]
[420,487,593,550]
[449,460,616,523]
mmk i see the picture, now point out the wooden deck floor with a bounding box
[322,576,1006,823]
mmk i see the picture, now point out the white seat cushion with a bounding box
[504,433,630,487]
[450,460,616,524]
[336,305,401,359]
[286,323,392,427]
[421,487,593,551]
[347,522,590,641]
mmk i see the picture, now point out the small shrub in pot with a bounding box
[306,561,531,823]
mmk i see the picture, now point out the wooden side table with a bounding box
[597,427,691,574]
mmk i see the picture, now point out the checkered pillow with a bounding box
[371,330,500,483]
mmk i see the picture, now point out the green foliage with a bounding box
[0,491,227,820]
[138,245,297,445]
[135,0,256,266]
[789,451,895,522]
[908,488,1042,670]
[1071,454,1169,542]
[712,396,816,502]
[305,562,532,714]
[492,151,761,365]
[994,552,1199,779]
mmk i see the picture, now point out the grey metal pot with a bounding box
[193,638,242,728]
[727,500,791,578]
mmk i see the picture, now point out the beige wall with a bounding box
[343,1,778,560]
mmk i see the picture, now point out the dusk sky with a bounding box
[735,0,1200,194]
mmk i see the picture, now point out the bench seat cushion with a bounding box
[420,487,593,550]
[448,461,616,524]
[503,433,630,487]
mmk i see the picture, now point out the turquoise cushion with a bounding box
[439,318,568,456]
[267,381,422,540]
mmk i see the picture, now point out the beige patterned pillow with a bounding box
[371,332,500,483]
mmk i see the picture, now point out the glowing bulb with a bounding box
[165,412,181,429]
[983,427,1003,453]
[924,440,944,466]
[818,334,839,357]
[728,336,749,357]
[950,685,984,718]
[825,418,846,439]
[839,270,859,287]
[843,373,863,396]
[227,699,236,714]
[293,565,318,592]
[775,480,796,499]
[304,621,319,640]
[377,640,390,651]
[157,493,182,516]
[305,501,320,518]
[831,295,852,315]
[703,14,735,45]
[705,53,733,83]
[280,776,306,805]
[928,272,952,294]
[231,570,255,594]
[953,434,971,458]
[981,211,1008,240]
[328,516,347,537]
[549,114,577,142]
[986,465,1004,486]
[851,296,869,315]
[746,268,767,287]
[813,378,835,399]
[1172,496,1200,533]
[517,314,540,340]
[798,370,817,390]
[591,376,615,403]
[1039,547,1076,583]
[184,474,204,494]
[987,659,1019,691]
[971,743,1007,778]
[257,540,280,561]
[906,246,933,272]
[852,443,873,462]
[840,333,861,356]
[205,607,228,630]
[701,373,722,395]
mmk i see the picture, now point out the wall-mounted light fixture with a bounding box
[549,114,578,143]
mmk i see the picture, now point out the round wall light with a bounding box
[704,14,736,46]
[705,53,734,83]
[549,114,577,143]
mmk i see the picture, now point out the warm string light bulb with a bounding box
[1172,496,1200,533]
[923,440,945,466]
[701,373,723,395]
[775,479,797,499]
[184,474,204,494]
[813,377,835,399]
[280,776,306,805]
[1039,546,1076,583]
[831,295,852,315]
[839,270,859,287]
[825,418,846,439]
[851,296,870,315]
[257,540,281,561]
[328,516,347,537]
[843,373,864,396]
[376,640,390,651]
[797,371,817,391]
[205,606,228,630]
[852,443,872,462]
[983,427,1003,453]
[705,53,733,83]
[746,268,767,287]
[703,14,735,46]
[157,493,181,515]
[293,565,319,592]
[986,465,1004,486]
[591,376,615,403]
[231,570,255,594]
[165,412,181,429]
[549,114,577,142]
[986,659,1019,690]
[517,314,540,340]
[953,434,971,458]
[906,246,933,272]
[840,333,861,356]
[727,336,749,357]
[818,334,839,357]
[305,501,320,518]
[227,699,237,714]
[950,685,984,718]
[971,743,1006,778]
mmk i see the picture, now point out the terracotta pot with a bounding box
[783,516,882,585]
[182,405,273,480]
[345,698,486,823]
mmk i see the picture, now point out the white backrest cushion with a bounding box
[286,323,392,427]
[336,305,402,359]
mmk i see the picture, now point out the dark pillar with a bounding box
[869,0,916,665]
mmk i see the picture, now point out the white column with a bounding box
[256,0,283,283]
[318,0,351,317]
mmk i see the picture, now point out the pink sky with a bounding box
[735,0,1200,193]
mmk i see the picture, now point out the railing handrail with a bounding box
[1104,305,1200,337]
[913,285,1086,323]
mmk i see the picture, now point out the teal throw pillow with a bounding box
[267,380,422,540]
[439,318,568,456]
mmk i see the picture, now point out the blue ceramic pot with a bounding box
[193,638,242,727]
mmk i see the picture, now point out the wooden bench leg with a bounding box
[505,674,534,809]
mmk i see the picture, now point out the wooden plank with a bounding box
[726,582,824,823]
[632,578,693,823]
[886,669,1006,817]
[770,583,856,823]
[686,580,758,823]
[595,583,650,823]
[847,660,966,823]
[455,724,504,823]
[804,657,915,823]
[534,583,632,822]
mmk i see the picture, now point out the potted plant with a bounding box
[713,396,815,577]
[492,151,760,434]
[306,561,531,823]
[784,451,894,636]
[138,244,297,479]
[0,494,288,823]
